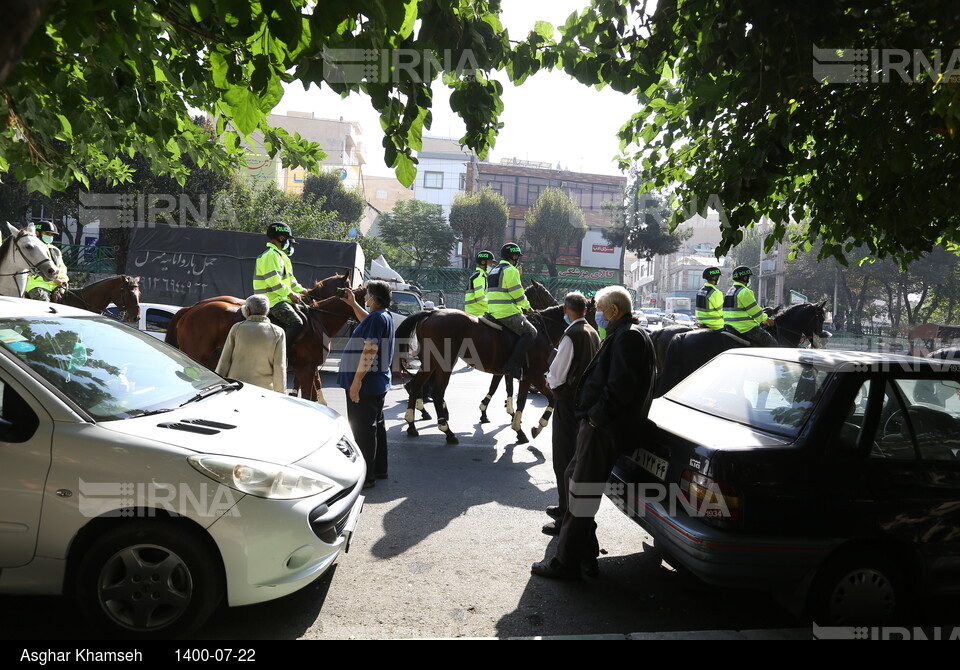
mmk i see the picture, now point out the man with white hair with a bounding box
[532,285,657,580]
[216,294,287,392]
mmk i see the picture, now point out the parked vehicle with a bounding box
[0,297,365,637]
[640,307,665,325]
[105,301,181,340]
[664,296,692,315]
[632,311,650,329]
[607,348,960,625]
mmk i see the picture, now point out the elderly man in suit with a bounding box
[216,294,287,392]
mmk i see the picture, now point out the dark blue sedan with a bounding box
[607,349,960,625]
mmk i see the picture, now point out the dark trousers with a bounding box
[551,394,578,513]
[346,392,388,482]
[555,420,623,566]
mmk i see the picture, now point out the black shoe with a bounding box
[541,521,559,536]
[374,472,388,480]
[531,558,580,580]
[363,480,376,489]
[581,558,600,578]
[545,505,563,520]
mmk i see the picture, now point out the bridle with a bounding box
[0,229,56,294]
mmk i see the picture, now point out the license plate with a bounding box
[633,448,668,481]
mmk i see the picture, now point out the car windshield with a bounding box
[665,355,830,437]
[0,315,224,421]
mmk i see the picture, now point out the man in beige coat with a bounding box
[216,294,287,392]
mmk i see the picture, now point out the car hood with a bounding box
[98,385,345,465]
[651,398,791,450]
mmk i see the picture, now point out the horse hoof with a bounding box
[407,427,419,437]
[516,431,529,445]
[479,413,490,424]
[445,433,460,445]
[420,411,432,420]
[531,427,541,438]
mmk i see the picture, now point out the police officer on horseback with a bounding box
[464,250,495,317]
[487,243,537,379]
[695,266,724,330]
[253,222,309,348]
[25,220,69,302]
[723,265,777,347]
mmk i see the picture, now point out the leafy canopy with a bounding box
[448,186,508,261]
[377,198,455,267]
[3,0,512,193]
[522,187,586,276]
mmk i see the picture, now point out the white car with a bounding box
[0,298,364,637]
[105,301,181,340]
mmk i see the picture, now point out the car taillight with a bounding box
[679,470,741,526]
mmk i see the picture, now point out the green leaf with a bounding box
[534,21,554,40]
[222,87,262,135]
[189,0,211,23]
[395,152,416,187]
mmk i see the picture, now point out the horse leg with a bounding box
[505,375,515,416]
[431,369,458,445]
[404,369,432,437]
[513,380,531,444]
[313,369,327,405]
[480,374,502,423]
[530,378,555,439]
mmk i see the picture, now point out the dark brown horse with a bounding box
[395,304,569,444]
[479,279,559,423]
[60,275,142,323]
[164,274,354,401]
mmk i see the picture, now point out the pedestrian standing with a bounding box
[215,295,287,392]
[338,280,395,489]
[532,285,657,580]
[542,292,600,536]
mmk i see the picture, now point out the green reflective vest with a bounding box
[486,260,530,319]
[464,266,487,316]
[723,282,765,333]
[253,243,303,308]
[25,243,68,293]
[695,283,724,330]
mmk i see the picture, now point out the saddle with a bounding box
[479,314,504,331]
[721,326,751,346]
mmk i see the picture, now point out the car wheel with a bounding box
[810,551,906,626]
[76,521,223,638]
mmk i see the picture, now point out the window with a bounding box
[375,189,388,199]
[0,378,39,443]
[390,292,422,316]
[423,172,443,189]
[145,308,173,333]
[458,173,466,190]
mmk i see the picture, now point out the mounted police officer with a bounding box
[487,243,537,379]
[723,265,777,347]
[464,250,495,317]
[695,266,724,331]
[253,222,309,348]
[25,220,69,302]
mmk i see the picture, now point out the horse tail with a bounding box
[165,306,187,348]
[395,310,431,341]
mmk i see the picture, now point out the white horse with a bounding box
[0,222,58,298]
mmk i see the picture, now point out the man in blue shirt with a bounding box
[338,280,395,488]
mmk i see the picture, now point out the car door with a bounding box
[0,368,54,567]
[865,374,960,591]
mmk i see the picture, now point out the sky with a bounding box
[278,0,641,177]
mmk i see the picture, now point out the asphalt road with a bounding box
[17,362,956,641]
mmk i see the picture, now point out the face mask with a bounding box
[563,314,571,325]
[41,235,53,244]
[595,310,609,331]
[286,245,295,257]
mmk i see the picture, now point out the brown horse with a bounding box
[395,304,569,444]
[479,279,560,422]
[165,274,354,401]
[60,275,142,323]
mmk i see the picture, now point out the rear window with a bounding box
[665,355,830,437]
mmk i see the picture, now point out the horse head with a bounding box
[306,273,352,301]
[526,279,558,310]
[116,275,142,323]
[775,300,830,348]
[2,223,57,296]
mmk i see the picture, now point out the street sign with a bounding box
[790,290,808,304]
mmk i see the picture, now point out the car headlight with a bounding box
[188,455,336,499]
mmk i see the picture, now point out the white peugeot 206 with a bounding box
[0,298,365,637]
